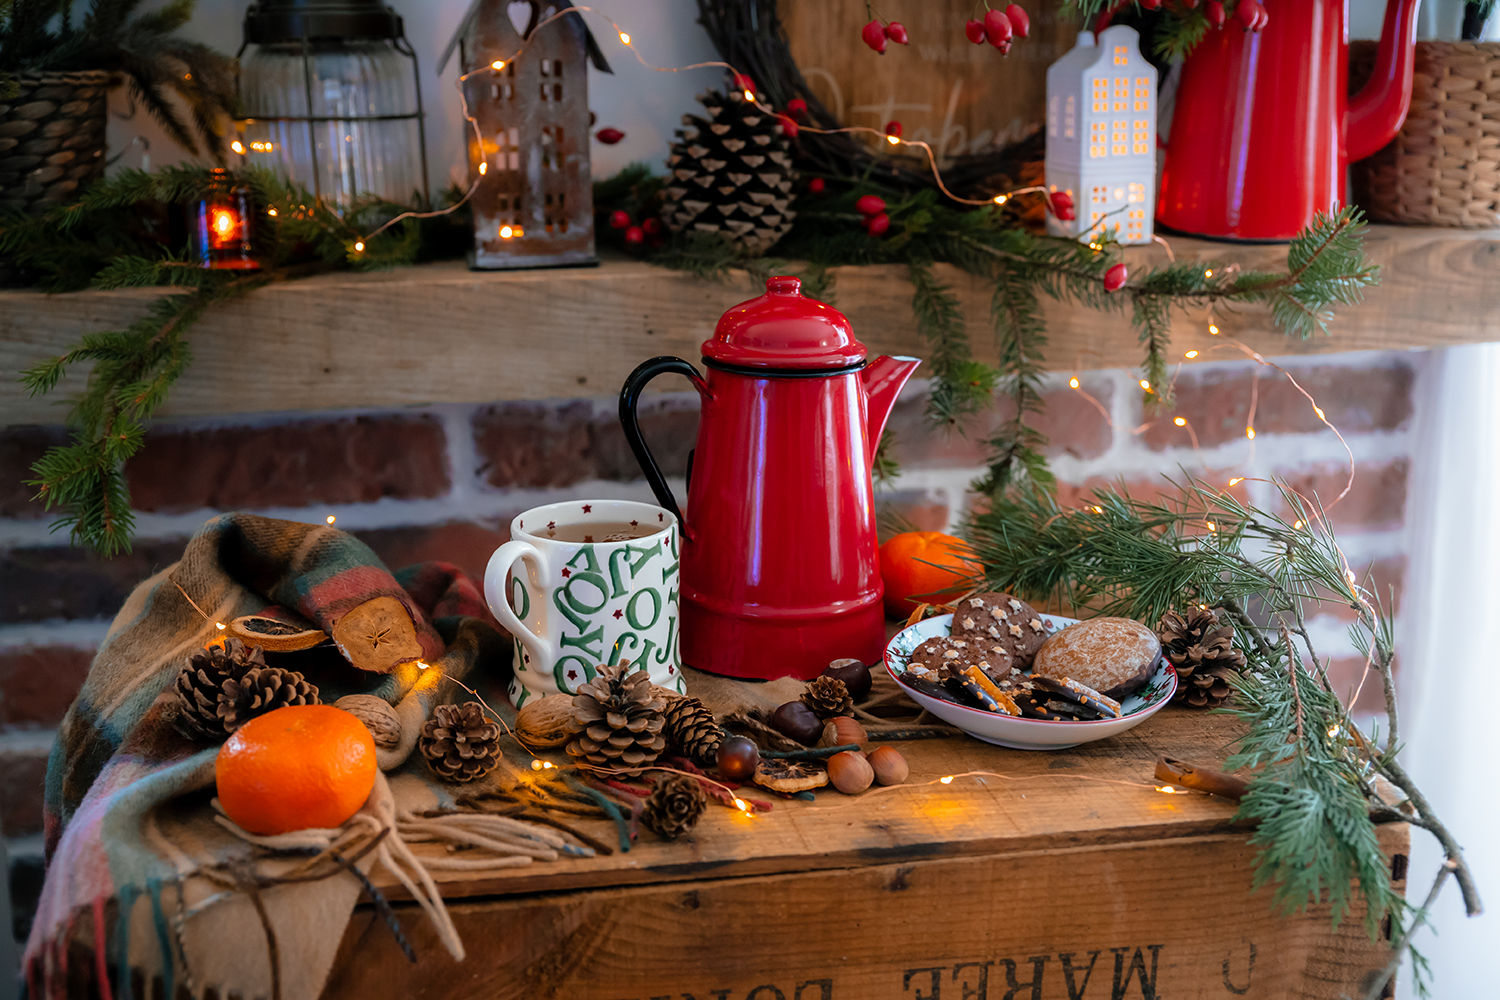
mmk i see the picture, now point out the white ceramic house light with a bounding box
[1045,25,1156,245]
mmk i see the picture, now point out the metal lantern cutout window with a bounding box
[236,0,429,208]
[192,169,259,270]
[440,0,611,269]
[1045,26,1156,245]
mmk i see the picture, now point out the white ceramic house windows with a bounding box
[1045,25,1157,245]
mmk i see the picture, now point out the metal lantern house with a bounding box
[1044,25,1157,245]
[440,0,611,269]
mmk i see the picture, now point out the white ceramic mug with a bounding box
[484,499,683,707]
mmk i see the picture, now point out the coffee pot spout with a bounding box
[861,355,921,464]
[1346,0,1422,163]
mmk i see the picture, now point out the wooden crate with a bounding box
[327,711,1407,1000]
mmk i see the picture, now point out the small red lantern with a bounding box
[193,170,257,270]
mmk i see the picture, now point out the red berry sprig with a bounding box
[595,127,624,145]
[884,120,903,139]
[1047,190,1075,222]
[861,4,908,53]
[855,194,890,237]
[1206,1,1226,29]
[808,177,826,194]
[962,4,1029,55]
[1103,263,1129,292]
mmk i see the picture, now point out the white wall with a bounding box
[109,0,723,187]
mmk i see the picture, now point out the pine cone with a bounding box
[801,675,854,719]
[641,773,708,840]
[662,696,724,764]
[218,666,320,732]
[662,85,797,255]
[420,702,504,783]
[565,663,667,769]
[1157,608,1247,709]
[172,639,267,741]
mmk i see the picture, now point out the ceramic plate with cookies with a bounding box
[884,604,1176,750]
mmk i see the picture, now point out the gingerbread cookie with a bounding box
[951,592,1053,669]
[1031,616,1161,700]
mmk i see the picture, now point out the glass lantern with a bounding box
[235,0,429,210]
[192,169,259,269]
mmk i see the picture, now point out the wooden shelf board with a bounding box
[3,224,1496,424]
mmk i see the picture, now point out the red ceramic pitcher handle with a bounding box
[618,356,708,525]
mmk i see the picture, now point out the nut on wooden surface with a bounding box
[515,693,577,748]
[868,745,909,785]
[828,750,874,794]
[334,694,402,750]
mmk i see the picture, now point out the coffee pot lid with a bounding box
[701,275,867,370]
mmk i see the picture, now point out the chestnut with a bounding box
[715,735,760,782]
[769,701,824,746]
[823,658,873,701]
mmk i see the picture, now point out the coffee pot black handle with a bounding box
[618,356,707,526]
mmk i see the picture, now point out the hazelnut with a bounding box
[828,750,874,794]
[868,745,909,785]
[817,715,869,750]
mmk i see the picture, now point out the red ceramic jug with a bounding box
[619,276,920,680]
[1156,0,1420,241]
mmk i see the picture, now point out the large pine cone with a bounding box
[662,85,797,255]
[641,773,708,840]
[1157,608,1247,709]
[801,676,854,719]
[565,663,667,768]
[219,667,320,733]
[173,639,267,741]
[419,702,503,783]
[662,695,724,765]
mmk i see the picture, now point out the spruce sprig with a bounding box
[10,165,465,553]
[964,478,1480,997]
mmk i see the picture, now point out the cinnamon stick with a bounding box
[1154,756,1251,801]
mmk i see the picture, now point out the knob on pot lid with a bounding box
[701,275,867,370]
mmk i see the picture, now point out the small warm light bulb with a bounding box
[1069,377,1080,388]
[500,225,514,238]
[1328,725,1341,738]
[1206,521,1217,532]
[213,211,234,235]
[531,759,543,770]
[734,797,749,812]
[1228,477,1244,486]
[886,134,900,145]
[417,661,430,670]
[939,775,954,785]
[1184,350,1199,359]
[618,31,631,45]
[1208,323,1220,335]
[231,140,245,154]
[993,194,1008,205]
[326,514,336,524]
[1293,519,1304,530]
[354,241,365,252]
[1204,269,1213,278]
[491,60,505,70]
[215,622,227,630]
[1092,505,1104,514]
[1346,569,1358,584]
[1139,379,1151,390]
[1157,785,1178,794]
[1313,406,1326,420]
[267,207,278,217]
[479,161,488,175]
[1173,416,1186,427]
[1246,426,1256,440]
[745,89,756,101]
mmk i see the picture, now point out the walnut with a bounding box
[335,694,402,750]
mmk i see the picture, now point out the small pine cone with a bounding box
[1157,608,1247,709]
[565,663,667,769]
[218,667,320,733]
[420,702,504,782]
[662,696,724,765]
[641,773,708,840]
[801,675,854,719]
[172,639,267,741]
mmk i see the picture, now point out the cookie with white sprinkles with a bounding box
[950,592,1054,669]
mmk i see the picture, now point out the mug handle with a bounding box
[618,356,708,525]
[484,540,551,675]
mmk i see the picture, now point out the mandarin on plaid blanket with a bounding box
[23,513,510,1000]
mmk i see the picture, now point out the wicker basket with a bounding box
[1350,41,1500,228]
[0,70,112,215]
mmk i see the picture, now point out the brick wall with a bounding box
[0,348,1423,939]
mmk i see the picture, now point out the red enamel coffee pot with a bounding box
[619,276,919,680]
[1157,0,1421,241]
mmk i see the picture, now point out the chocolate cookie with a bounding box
[1031,617,1162,700]
[905,634,1008,683]
[951,592,1053,669]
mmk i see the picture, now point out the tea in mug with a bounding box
[539,521,666,544]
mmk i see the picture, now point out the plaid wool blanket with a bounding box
[21,513,514,1000]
